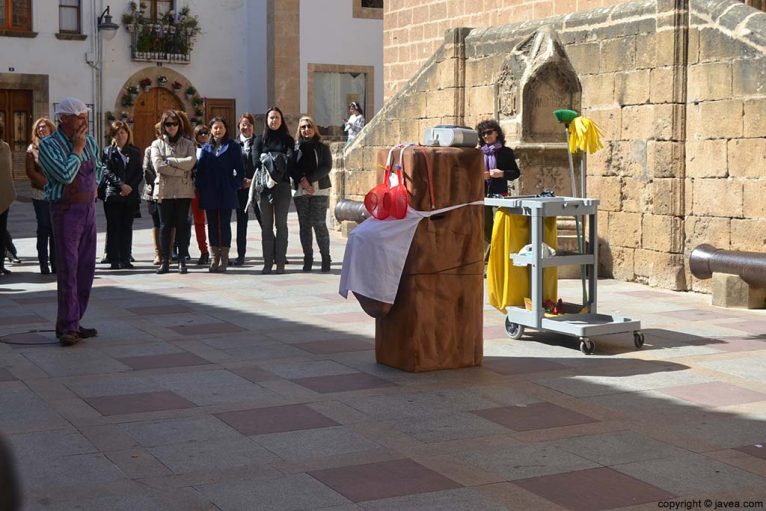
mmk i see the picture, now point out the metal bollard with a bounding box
[334,199,369,224]
[689,244,766,288]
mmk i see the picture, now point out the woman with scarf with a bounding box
[233,112,262,266]
[254,106,294,274]
[476,119,520,259]
[26,117,57,274]
[195,117,244,273]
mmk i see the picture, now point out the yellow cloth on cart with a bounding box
[487,210,558,313]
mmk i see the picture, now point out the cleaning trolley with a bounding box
[485,109,643,354]
[485,195,643,354]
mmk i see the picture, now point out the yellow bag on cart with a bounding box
[487,209,558,312]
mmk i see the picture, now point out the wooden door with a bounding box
[0,89,33,180]
[132,87,184,153]
[204,98,236,134]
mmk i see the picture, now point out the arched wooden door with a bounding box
[132,88,184,152]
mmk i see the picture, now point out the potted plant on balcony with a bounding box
[191,96,204,107]
[121,1,141,32]
[126,85,139,96]
[157,75,168,87]
[139,77,152,91]
[123,3,201,62]
[171,81,183,91]
[121,95,134,107]
[185,86,196,100]
[105,111,116,122]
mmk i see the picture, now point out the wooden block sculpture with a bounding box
[372,146,485,372]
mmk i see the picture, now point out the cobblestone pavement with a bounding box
[1,188,765,510]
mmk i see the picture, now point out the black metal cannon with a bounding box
[334,199,369,224]
[689,244,766,288]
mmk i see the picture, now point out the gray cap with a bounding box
[54,97,90,120]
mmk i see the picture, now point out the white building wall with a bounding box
[1,0,380,128]
[0,1,267,118]
[299,0,383,115]
[1,1,99,108]
[100,0,266,118]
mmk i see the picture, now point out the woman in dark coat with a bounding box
[233,112,262,266]
[195,117,244,273]
[292,115,333,272]
[476,119,521,258]
[254,106,294,274]
[101,121,143,269]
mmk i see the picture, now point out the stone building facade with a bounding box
[339,0,765,293]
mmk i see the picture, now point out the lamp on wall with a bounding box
[94,5,119,143]
[97,6,119,40]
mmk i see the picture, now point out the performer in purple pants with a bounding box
[38,98,104,347]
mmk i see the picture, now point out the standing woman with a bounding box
[191,124,210,265]
[255,106,294,274]
[292,116,333,272]
[102,121,142,270]
[151,110,196,274]
[143,122,162,265]
[233,112,262,266]
[0,121,15,276]
[476,119,520,258]
[195,117,243,273]
[343,101,365,146]
[26,117,57,274]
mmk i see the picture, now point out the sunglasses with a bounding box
[165,122,179,127]
[481,130,495,136]
[197,130,209,136]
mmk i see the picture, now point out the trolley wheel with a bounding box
[579,337,595,355]
[633,331,645,349]
[504,318,525,340]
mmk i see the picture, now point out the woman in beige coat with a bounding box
[150,110,196,274]
[0,120,17,276]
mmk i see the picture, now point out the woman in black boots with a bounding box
[254,106,294,274]
[292,115,332,272]
[150,110,196,274]
[102,121,142,269]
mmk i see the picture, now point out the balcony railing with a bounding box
[127,23,192,63]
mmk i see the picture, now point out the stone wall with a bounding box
[383,0,629,101]
[340,0,766,292]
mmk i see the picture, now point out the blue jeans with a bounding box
[32,199,56,267]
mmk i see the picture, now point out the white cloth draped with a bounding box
[339,201,483,304]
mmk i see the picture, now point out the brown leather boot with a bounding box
[219,247,230,273]
[209,247,220,273]
[152,227,161,265]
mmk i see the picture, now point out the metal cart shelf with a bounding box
[485,196,643,354]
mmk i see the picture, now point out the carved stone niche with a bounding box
[495,26,581,144]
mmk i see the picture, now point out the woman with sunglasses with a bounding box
[195,117,244,273]
[254,106,294,274]
[293,116,333,272]
[150,110,196,274]
[476,119,520,258]
[26,117,57,274]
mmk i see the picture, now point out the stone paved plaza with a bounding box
[1,192,765,510]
